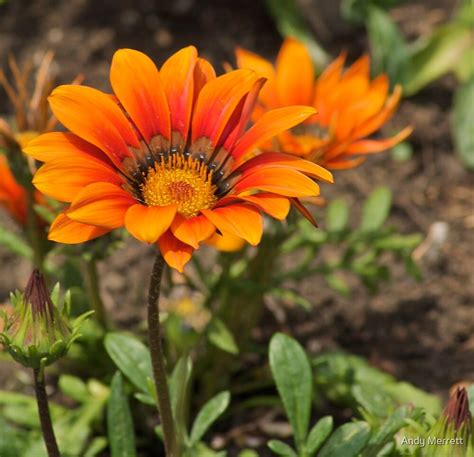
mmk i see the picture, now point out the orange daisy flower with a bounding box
[0,155,29,224]
[236,38,413,170]
[25,47,333,272]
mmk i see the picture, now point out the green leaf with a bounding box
[208,318,239,354]
[326,199,349,233]
[58,375,89,403]
[360,186,392,232]
[269,333,312,450]
[318,422,371,457]
[452,77,474,169]
[0,225,33,259]
[367,6,409,86]
[404,24,474,96]
[374,233,422,251]
[267,439,297,457]
[189,391,231,445]
[104,332,153,394]
[391,141,413,162]
[306,416,333,455]
[341,0,403,24]
[107,372,137,457]
[83,437,108,457]
[325,273,350,297]
[364,405,419,456]
[169,356,193,444]
[265,0,330,67]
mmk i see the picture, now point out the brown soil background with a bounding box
[0,0,473,452]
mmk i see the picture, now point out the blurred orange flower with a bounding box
[26,47,333,271]
[236,38,413,170]
[0,52,69,225]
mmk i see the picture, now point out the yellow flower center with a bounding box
[141,154,217,217]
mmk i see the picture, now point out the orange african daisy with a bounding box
[236,38,413,170]
[25,47,333,272]
[0,155,29,224]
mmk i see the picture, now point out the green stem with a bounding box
[81,257,108,330]
[33,368,61,457]
[25,187,45,271]
[147,252,178,456]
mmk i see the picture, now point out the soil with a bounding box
[0,0,472,454]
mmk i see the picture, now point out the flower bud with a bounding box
[0,270,89,369]
[424,387,473,456]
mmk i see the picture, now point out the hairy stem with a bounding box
[81,257,108,329]
[33,368,60,457]
[147,252,178,456]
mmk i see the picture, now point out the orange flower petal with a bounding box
[124,204,176,244]
[202,204,263,246]
[24,132,113,165]
[276,38,314,106]
[232,167,320,198]
[351,85,403,139]
[193,57,216,105]
[206,231,245,252]
[48,85,139,166]
[33,156,123,202]
[0,156,27,224]
[235,47,278,108]
[67,182,135,229]
[160,46,198,147]
[191,69,260,151]
[231,106,317,160]
[170,213,215,248]
[110,49,170,143]
[218,193,290,220]
[346,126,413,154]
[158,230,194,273]
[48,213,110,244]
[234,152,333,183]
[291,198,318,227]
[222,77,266,152]
[324,157,367,170]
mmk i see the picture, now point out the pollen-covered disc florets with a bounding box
[141,154,217,217]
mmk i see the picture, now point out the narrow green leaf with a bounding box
[0,226,33,259]
[269,333,312,450]
[83,437,108,457]
[208,318,239,354]
[326,199,349,233]
[104,332,153,394]
[265,0,330,67]
[404,24,474,95]
[169,356,193,444]
[318,422,371,457]
[452,77,474,169]
[189,391,230,445]
[325,273,350,297]
[306,416,333,455]
[367,6,409,86]
[268,439,298,457]
[107,372,137,457]
[360,186,392,232]
[58,375,89,402]
[374,233,422,251]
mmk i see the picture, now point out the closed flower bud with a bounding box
[0,270,90,369]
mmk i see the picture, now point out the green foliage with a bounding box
[313,351,441,416]
[107,372,137,457]
[104,332,154,399]
[265,0,330,67]
[280,186,422,295]
[318,422,371,457]
[189,391,231,445]
[306,417,334,454]
[207,318,239,354]
[269,333,312,450]
[452,76,474,169]
[341,0,404,24]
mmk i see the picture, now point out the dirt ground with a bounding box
[0,0,473,451]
